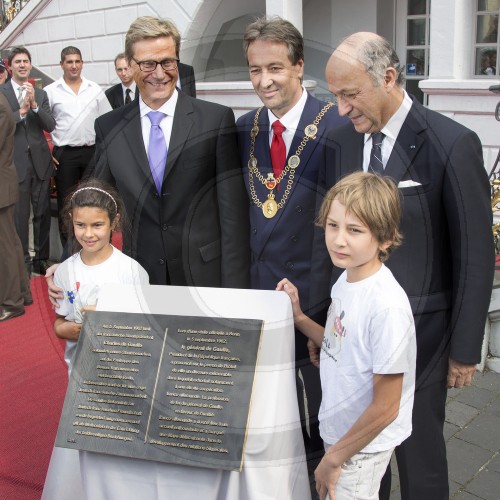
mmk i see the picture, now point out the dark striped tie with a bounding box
[369,132,385,174]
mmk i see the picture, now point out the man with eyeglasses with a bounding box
[91,16,249,288]
[309,32,494,500]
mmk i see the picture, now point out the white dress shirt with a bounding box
[122,82,137,103]
[140,88,178,152]
[10,79,38,116]
[44,76,112,147]
[267,87,308,154]
[362,90,412,171]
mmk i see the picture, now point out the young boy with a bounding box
[277,172,416,500]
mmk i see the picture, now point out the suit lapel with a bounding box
[336,128,364,179]
[2,84,20,112]
[385,102,426,183]
[286,93,324,184]
[117,86,125,107]
[120,104,152,184]
[165,92,193,181]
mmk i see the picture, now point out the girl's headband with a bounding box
[70,187,118,213]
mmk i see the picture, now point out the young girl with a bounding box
[53,179,149,375]
[277,172,416,500]
[43,180,149,500]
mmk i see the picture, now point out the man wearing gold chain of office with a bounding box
[236,17,347,460]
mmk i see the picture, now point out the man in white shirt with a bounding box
[0,46,55,280]
[44,46,111,247]
[105,53,137,109]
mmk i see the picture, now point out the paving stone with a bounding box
[309,372,500,500]
[454,386,496,410]
[449,479,463,497]
[446,400,481,428]
[456,413,500,452]
[447,437,492,484]
[485,395,500,417]
[448,386,466,401]
[444,421,461,441]
[452,490,484,499]
[466,468,500,500]
[473,371,500,391]
[486,453,500,473]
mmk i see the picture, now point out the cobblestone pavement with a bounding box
[308,369,500,500]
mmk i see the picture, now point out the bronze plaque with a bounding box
[55,311,264,472]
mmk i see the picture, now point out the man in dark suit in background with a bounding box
[0,46,55,277]
[310,32,494,499]
[94,16,248,287]
[236,17,346,460]
[177,61,196,97]
[105,53,138,109]
[0,93,30,321]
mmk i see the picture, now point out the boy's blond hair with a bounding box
[317,172,403,262]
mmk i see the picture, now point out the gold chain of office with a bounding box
[248,102,334,218]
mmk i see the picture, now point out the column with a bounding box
[266,0,303,34]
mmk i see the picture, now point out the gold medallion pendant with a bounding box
[288,155,300,169]
[262,195,278,218]
[305,124,318,139]
[248,102,334,219]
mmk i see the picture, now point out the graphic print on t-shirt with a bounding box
[66,281,80,304]
[322,298,346,362]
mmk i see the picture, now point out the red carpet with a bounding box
[0,277,67,500]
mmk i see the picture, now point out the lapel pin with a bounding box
[410,145,416,149]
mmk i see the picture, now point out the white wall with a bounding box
[1,0,208,86]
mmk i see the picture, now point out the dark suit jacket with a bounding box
[0,93,18,208]
[236,93,346,311]
[0,83,55,182]
[105,83,139,110]
[94,91,249,287]
[178,63,196,98]
[312,98,495,385]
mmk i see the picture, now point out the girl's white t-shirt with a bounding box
[54,246,149,373]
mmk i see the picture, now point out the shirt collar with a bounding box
[122,82,136,93]
[364,89,412,144]
[11,79,23,93]
[56,76,91,92]
[139,88,178,118]
[267,87,308,130]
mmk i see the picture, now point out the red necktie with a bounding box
[270,120,286,180]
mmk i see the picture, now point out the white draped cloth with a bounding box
[42,285,311,500]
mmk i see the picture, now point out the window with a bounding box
[475,0,500,76]
[405,0,430,103]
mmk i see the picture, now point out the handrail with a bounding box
[0,0,30,34]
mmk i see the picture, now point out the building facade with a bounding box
[1,0,500,370]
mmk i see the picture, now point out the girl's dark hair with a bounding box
[62,179,124,254]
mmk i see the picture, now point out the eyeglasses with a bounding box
[334,90,361,105]
[132,58,179,72]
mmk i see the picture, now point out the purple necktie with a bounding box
[147,111,167,192]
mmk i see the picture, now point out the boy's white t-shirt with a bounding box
[319,264,416,453]
[54,246,150,372]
